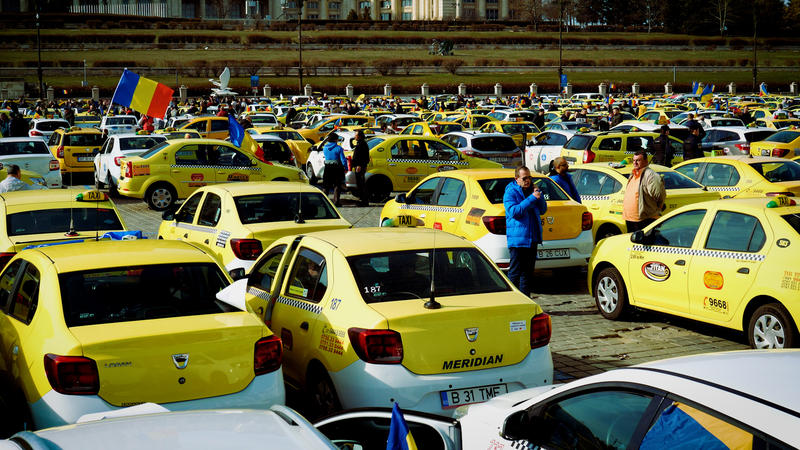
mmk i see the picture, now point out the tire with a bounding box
[94,170,105,189]
[107,172,119,197]
[367,176,392,203]
[748,303,797,349]
[307,366,341,419]
[596,225,621,244]
[145,183,176,211]
[594,267,628,320]
[306,163,318,185]
[0,382,28,438]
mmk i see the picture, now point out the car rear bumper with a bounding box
[29,368,286,429]
[474,230,594,270]
[331,347,552,418]
[117,180,145,198]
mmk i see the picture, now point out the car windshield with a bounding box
[745,131,778,142]
[6,207,124,236]
[781,213,800,235]
[60,263,230,327]
[366,137,385,150]
[139,141,171,159]
[348,248,510,303]
[0,140,50,155]
[748,162,800,182]
[120,136,166,151]
[106,117,136,125]
[471,136,518,152]
[478,177,569,204]
[502,123,536,134]
[764,131,800,143]
[565,135,594,150]
[37,121,69,131]
[234,192,339,224]
[65,133,103,146]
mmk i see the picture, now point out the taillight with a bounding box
[254,335,282,375]
[766,192,794,197]
[56,145,64,158]
[496,262,509,269]
[114,156,125,166]
[0,252,15,269]
[482,216,506,235]
[583,149,595,164]
[530,313,552,349]
[30,130,43,136]
[230,238,263,260]
[462,150,477,156]
[124,161,132,178]
[44,354,99,395]
[348,328,403,364]
[771,148,789,158]
[49,160,59,171]
[581,211,593,231]
[346,155,352,170]
[735,143,750,153]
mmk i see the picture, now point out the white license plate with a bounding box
[77,156,94,162]
[492,157,510,163]
[440,383,508,408]
[538,248,570,259]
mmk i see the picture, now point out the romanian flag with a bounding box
[111,70,173,119]
[700,84,714,103]
[228,114,245,147]
[759,82,768,96]
[691,81,699,95]
[641,402,753,449]
[334,117,341,130]
[694,82,704,96]
[386,403,417,450]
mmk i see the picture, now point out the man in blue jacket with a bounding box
[322,132,347,206]
[549,157,580,203]
[504,165,547,298]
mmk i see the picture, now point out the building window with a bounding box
[381,12,390,19]
[486,0,497,3]
[306,13,318,17]
[401,0,412,6]
[462,0,474,2]
[402,11,412,19]
[329,13,339,18]
[381,0,390,7]
[485,8,498,19]
[359,0,370,8]
[328,1,339,8]
[307,1,318,8]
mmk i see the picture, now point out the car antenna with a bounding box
[424,227,441,310]
[295,189,305,224]
[65,189,78,237]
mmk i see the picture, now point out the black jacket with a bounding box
[351,139,370,168]
[683,134,703,161]
[651,135,673,166]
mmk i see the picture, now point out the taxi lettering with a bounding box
[442,354,503,370]
[703,296,728,312]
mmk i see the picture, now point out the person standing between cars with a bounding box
[351,129,371,206]
[610,107,623,127]
[549,157,580,203]
[683,124,703,161]
[0,164,30,193]
[622,151,665,233]
[8,112,28,137]
[533,109,545,130]
[651,124,673,166]
[322,132,347,207]
[504,166,547,298]
[0,112,9,137]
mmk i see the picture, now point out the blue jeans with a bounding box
[508,245,538,296]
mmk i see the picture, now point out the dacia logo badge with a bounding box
[546,216,555,225]
[172,353,189,369]
[464,327,479,342]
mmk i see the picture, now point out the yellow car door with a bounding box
[571,168,625,237]
[191,191,224,256]
[171,143,216,198]
[214,145,264,184]
[396,177,442,228]
[433,177,467,233]
[687,209,767,323]
[0,260,39,398]
[161,191,204,241]
[628,209,708,313]
[386,138,427,190]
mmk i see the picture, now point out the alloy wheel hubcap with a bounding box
[753,314,785,348]
[597,276,618,314]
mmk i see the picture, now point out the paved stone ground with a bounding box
[111,189,749,383]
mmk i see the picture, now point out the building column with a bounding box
[371,0,378,19]
[392,0,400,19]
[454,0,461,19]
[500,0,508,19]
[320,0,328,18]
[476,0,485,19]
[199,0,206,19]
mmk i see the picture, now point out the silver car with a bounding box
[0,137,62,188]
[440,131,522,168]
[701,126,775,155]
[94,133,167,195]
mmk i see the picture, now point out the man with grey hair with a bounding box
[0,164,30,193]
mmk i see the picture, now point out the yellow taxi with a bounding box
[750,129,800,159]
[637,109,683,124]
[453,114,496,130]
[217,228,553,417]
[752,118,800,130]
[673,156,800,198]
[0,165,50,191]
[250,127,313,165]
[478,121,540,147]
[296,115,373,144]
[154,128,203,140]
[158,182,351,273]
[346,135,501,202]
[0,239,285,432]
[399,121,464,138]
[73,112,101,129]
[588,197,800,348]
[561,131,689,166]
[179,117,231,140]
[424,111,463,122]
[380,169,593,270]
[47,127,104,174]
[571,163,721,242]
[117,139,307,211]
[0,189,127,270]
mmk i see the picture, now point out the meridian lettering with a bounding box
[442,354,503,370]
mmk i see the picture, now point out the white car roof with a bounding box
[709,126,773,134]
[113,133,166,140]
[0,137,47,143]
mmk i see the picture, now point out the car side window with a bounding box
[174,145,204,165]
[700,163,740,187]
[175,192,203,224]
[185,121,206,132]
[437,178,466,207]
[674,163,704,182]
[600,178,623,195]
[529,390,657,450]
[217,146,251,167]
[249,245,287,292]
[597,137,622,151]
[408,178,440,205]
[285,248,327,303]
[197,193,222,227]
[390,140,412,159]
[210,119,228,132]
[551,133,567,146]
[48,133,61,146]
[0,260,24,314]
[651,209,707,248]
[574,170,612,196]
[705,211,766,252]
[412,125,423,135]
[10,263,39,324]
[717,131,738,142]
[429,141,459,161]
[626,136,650,153]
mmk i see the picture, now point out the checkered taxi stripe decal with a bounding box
[580,195,610,201]
[708,186,740,192]
[509,440,536,450]
[387,159,469,165]
[631,245,765,261]
[216,230,230,248]
[400,204,464,213]
[246,288,324,315]
[170,164,261,171]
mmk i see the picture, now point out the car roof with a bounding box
[688,155,790,164]
[27,240,213,271]
[208,181,321,196]
[578,162,673,175]
[115,133,166,139]
[303,227,472,255]
[251,134,284,142]
[0,137,47,143]
[0,188,115,207]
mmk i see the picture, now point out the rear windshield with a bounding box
[251,115,278,124]
[659,171,704,189]
[120,136,165,151]
[66,133,103,147]
[710,119,744,127]
[764,131,800,144]
[7,208,123,236]
[565,135,594,150]
[106,117,136,126]
[472,136,518,152]
[348,248,510,303]
[60,263,229,327]
[0,140,50,155]
[781,214,800,234]
[502,123,536,134]
[37,121,69,131]
[748,162,800,182]
[266,131,305,141]
[254,140,294,164]
[745,131,777,142]
[478,177,569,204]
[234,192,339,224]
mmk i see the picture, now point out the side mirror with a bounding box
[229,267,246,281]
[630,230,644,244]
[501,410,531,441]
[162,204,179,221]
[395,193,407,204]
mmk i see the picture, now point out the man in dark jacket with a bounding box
[549,157,580,202]
[683,124,703,161]
[651,125,673,166]
[503,166,547,298]
[609,107,623,127]
[8,113,28,137]
[532,109,545,130]
[351,129,370,206]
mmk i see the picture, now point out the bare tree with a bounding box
[509,0,543,30]
[712,0,732,36]
[642,0,663,33]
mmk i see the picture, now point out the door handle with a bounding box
[204,239,209,244]
[420,213,426,218]
[590,204,600,210]
[300,321,309,331]
[171,170,180,174]
[738,267,750,274]
[183,233,189,238]
[388,163,396,166]
[449,217,456,222]
[675,259,686,266]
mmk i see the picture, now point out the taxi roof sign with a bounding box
[766,196,796,208]
[76,190,107,202]
[382,215,424,228]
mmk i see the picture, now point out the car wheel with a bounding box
[367,176,392,203]
[594,267,628,320]
[145,183,176,211]
[748,303,797,349]
[306,163,318,185]
[94,170,105,189]
[308,366,341,419]
[107,172,119,197]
